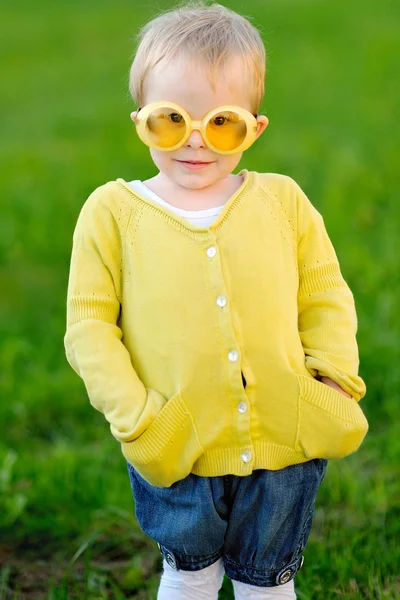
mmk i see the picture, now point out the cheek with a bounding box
[149,149,172,171]
[218,153,242,173]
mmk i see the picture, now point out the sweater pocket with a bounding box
[295,374,369,459]
[121,391,204,488]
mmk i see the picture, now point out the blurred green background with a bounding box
[1,0,399,597]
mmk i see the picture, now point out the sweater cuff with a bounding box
[305,357,366,401]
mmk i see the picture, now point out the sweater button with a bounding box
[238,401,247,413]
[216,295,227,307]
[241,450,251,462]
[228,350,238,362]
[206,246,217,257]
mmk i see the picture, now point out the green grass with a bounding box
[1,0,399,597]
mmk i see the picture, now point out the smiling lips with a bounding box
[176,160,214,170]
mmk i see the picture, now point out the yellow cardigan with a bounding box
[64,169,368,487]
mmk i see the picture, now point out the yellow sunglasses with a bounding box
[132,101,259,155]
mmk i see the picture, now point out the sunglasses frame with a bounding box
[133,101,259,155]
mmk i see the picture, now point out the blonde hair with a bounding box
[129,1,266,113]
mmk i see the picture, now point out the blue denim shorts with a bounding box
[126,458,328,587]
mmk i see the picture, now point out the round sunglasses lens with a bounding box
[206,111,247,151]
[145,107,187,148]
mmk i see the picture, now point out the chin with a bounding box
[174,175,215,190]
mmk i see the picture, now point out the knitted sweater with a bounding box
[64,169,368,487]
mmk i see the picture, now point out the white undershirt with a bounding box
[126,180,225,228]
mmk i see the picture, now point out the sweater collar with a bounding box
[116,169,254,234]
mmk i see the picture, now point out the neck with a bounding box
[143,172,244,210]
[153,173,240,199]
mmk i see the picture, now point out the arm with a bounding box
[64,187,166,442]
[295,180,366,401]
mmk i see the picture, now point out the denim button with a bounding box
[278,568,292,584]
[166,552,177,569]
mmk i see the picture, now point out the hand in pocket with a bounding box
[319,376,352,398]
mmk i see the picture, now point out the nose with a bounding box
[185,128,206,149]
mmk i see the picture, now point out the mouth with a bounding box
[175,159,214,170]
[176,160,213,164]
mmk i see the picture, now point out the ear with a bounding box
[255,115,269,138]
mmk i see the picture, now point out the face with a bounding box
[130,54,269,192]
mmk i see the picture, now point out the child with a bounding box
[64,2,369,598]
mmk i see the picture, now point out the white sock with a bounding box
[157,556,225,600]
[232,578,296,600]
